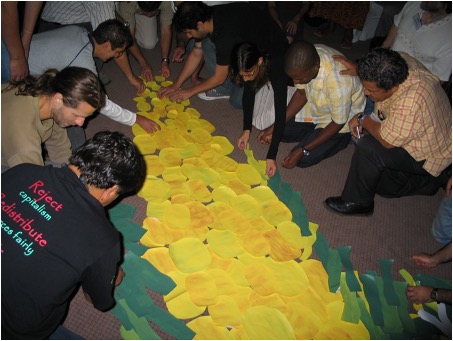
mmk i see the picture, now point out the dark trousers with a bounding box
[283,119,352,168]
[341,134,448,206]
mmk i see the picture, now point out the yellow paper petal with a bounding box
[161,80,173,87]
[244,262,279,296]
[159,147,182,167]
[133,134,157,155]
[208,295,242,328]
[236,164,262,186]
[138,178,171,203]
[146,200,171,220]
[169,237,211,273]
[141,247,178,274]
[185,271,218,306]
[166,291,206,319]
[264,229,301,261]
[189,127,212,144]
[250,185,278,203]
[211,136,234,155]
[240,228,270,257]
[264,257,309,296]
[261,199,293,226]
[187,316,232,340]
[184,201,214,229]
[141,217,185,246]
[164,204,191,229]
[187,179,212,203]
[207,229,244,258]
[242,306,296,340]
[154,75,166,82]
[137,101,151,112]
[143,155,164,176]
[230,194,262,219]
[185,107,201,118]
[212,186,237,203]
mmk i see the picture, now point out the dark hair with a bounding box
[173,2,213,32]
[137,1,162,13]
[69,131,145,195]
[357,48,408,91]
[12,67,105,110]
[420,1,451,14]
[229,42,270,89]
[92,19,133,49]
[284,41,319,75]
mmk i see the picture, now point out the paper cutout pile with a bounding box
[108,76,451,339]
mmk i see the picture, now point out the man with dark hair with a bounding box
[1,131,145,339]
[27,19,160,149]
[116,1,175,80]
[325,48,452,215]
[257,41,365,169]
[1,67,105,170]
[158,1,287,109]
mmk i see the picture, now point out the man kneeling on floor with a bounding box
[325,48,452,215]
[1,131,145,339]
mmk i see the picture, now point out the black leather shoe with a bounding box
[324,196,374,215]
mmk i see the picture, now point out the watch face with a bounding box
[303,149,310,156]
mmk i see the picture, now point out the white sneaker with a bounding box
[197,88,230,101]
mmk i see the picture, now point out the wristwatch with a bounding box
[303,147,310,156]
[357,113,365,126]
[431,288,439,302]
[161,58,169,63]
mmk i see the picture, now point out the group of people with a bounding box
[1,1,451,338]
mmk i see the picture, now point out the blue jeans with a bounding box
[48,325,85,340]
[2,39,10,84]
[432,194,452,244]
[201,38,243,109]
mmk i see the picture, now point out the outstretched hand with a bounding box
[333,55,358,76]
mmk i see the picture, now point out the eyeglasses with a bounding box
[239,64,259,79]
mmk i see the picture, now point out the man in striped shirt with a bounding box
[325,48,452,215]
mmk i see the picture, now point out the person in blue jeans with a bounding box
[158,2,287,110]
[406,177,452,306]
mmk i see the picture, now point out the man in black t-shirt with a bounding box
[1,131,145,339]
[158,1,287,109]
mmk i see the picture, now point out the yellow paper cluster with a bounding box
[132,78,370,339]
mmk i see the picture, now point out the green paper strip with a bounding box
[109,203,137,220]
[379,259,400,306]
[267,170,281,196]
[337,246,361,292]
[327,248,342,292]
[120,325,141,340]
[313,232,330,267]
[359,273,385,327]
[393,281,417,334]
[374,276,404,334]
[117,298,161,339]
[357,297,388,339]
[339,272,361,323]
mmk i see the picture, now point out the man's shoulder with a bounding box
[34,25,87,40]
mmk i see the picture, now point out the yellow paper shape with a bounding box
[167,103,185,113]
[206,201,230,230]
[208,295,242,328]
[206,268,240,295]
[159,147,182,167]
[248,216,275,232]
[171,193,193,204]
[264,229,301,261]
[207,229,244,258]
[154,75,166,82]
[141,217,185,246]
[261,199,293,226]
[277,221,305,248]
[299,259,341,304]
[161,80,173,87]
[164,204,191,230]
[187,179,212,203]
[146,200,171,220]
[228,179,251,195]
[244,262,279,296]
[240,228,270,257]
[249,185,278,203]
[189,127,212,144]
[185,107,201,118]
[249,292,287,313]
[210,153,238,171]
[141,247,178,274]
[143,155,164,176]
[138,178,171,203]
[137,101,151,112]
[162,166,187,183]
[133,134,157,155]
[169,237,211,273]
[211,186,237,203]
[211,136,234,155]
[264,257,309,296]
[185,271,218,306]
[230,194,262,219]
[242,306,296,340]
[184,201,214,229]
[164,270,187,302]
[198,119,215,134]
[187,316,232,340]
[236,164,262,186]
[134,96,147,102]
[216,207,250,233]
[166,291,206,319]
[284,301,324,339]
